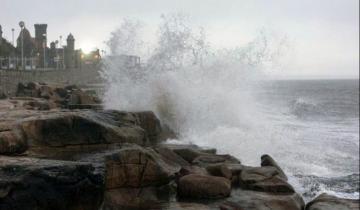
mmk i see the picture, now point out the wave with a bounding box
[289,98,325,119]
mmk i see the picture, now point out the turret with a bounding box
[34,24,47,49]
[65,33,75,68]
[66,33,75,51]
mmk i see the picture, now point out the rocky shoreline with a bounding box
[0,82,359,210]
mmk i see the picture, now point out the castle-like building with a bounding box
[0,23,100,70]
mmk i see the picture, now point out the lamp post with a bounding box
[19,21,25,70]
[43,33,47,68]
[11,28,14,46]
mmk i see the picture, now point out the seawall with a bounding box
[0,66,102,96]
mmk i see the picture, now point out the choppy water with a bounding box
[102,16,359,200]
[255,79,359,199]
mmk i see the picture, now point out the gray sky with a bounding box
[1,0,358,78]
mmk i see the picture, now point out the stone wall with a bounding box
[0,65,103,96]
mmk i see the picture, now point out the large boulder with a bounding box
[0,109,164,156]
[178,174,231,199]
[0,156,104,210]
[103,187,161,210]
[192,154,240,167]
[261,154,287,180]
[305,193,359,210]
[220,189,304,210]
[97,145,180,189]
[239,166,294,193]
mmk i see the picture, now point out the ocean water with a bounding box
[102,16,359,200]
[255,79,359,199]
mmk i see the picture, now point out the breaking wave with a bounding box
[101,15,359,199]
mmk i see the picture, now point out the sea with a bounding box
[255,79,359,200]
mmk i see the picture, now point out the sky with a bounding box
[1,0,358,79]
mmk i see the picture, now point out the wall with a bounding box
[0,65,103,96]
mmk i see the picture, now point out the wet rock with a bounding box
[239,166,294,193]
[20,111,146,147]
[179,165,209,177]
[102,145,180,189]
[192,154,240,167]
[220,189,304,210]
[261,154,287,180]
[0,130,27,154]
[103,187,161,210]
[134,111,162,143]
[206,164,232,180]
[305,193,359,210]
[178,174,231,199]
[0,156,104,210]
[165,144,217,163]
[163,202,211,210]
[154,146,190,167]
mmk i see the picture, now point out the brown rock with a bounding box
[178,174,231,199]
[261,154,287,180]
[306,193,359,210]
[220,189,304,210]
[104,145,179,189]
[0,130,27,154]
[206,164,232,180]
[179,165,209,177]
[0,156,104,210]
[239,166,294,193]
[192,154,241,167]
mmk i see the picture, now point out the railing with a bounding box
[0,57,66,71]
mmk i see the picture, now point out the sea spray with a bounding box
[101,14,359,199]
[101,14,287,164]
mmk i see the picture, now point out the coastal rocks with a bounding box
[0,156,104,210]
[220,189,305,210]
[238,166,295,193]
[261,154,288,180]
[0,130,27,154]
[103,145,180,189]
[20,111,146,147]
[305,193,360,210]
[0,109,165,156]
[16,82,100,108]
[178,174,232,199]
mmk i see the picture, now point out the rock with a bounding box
[20,111,146,147]
[305,193,359,210]
[102,145,180,189]
[206,164,232,180]
[163,202,211,210]
[0,156,104,210]
[103,188,161,210]
[0,130,27,154]
[165,144,217,163]
[220,189,304,210]
[239,166,294,193]
[134,111,162,143]
[192,154,241,167]
[178,174,231,199]
[172,147,205,163]
[154,146,190,167]
[261,154,287,180]
[0,109,166,155]
[178,165,209,177]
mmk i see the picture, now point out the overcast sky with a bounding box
[1,0,358,78]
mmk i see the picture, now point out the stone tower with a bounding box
[34,24,47,49]
[65,33,75,68]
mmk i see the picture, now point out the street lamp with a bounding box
[43,33,47,68]
[11,28,15,46]
[19,21,25,70]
